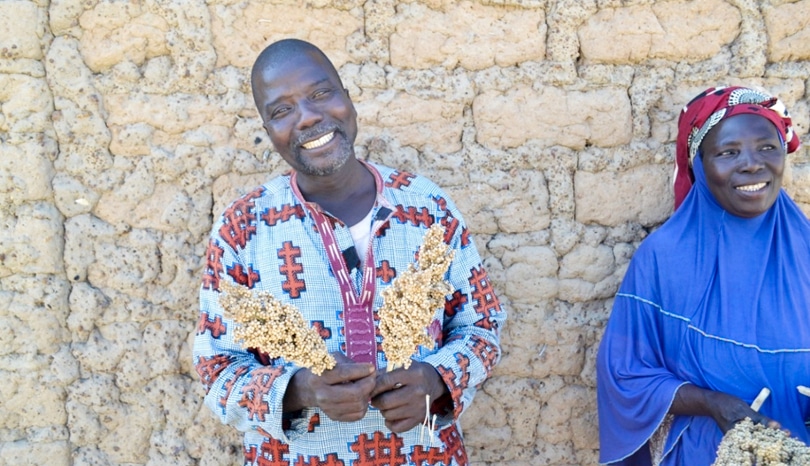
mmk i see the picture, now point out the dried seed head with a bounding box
[713,417,810,465]
[219,282,336,375]
[379,224,454,370]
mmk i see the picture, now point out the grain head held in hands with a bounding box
[219,281,336,375]
[379,224,454,371]
[713,418,810,465]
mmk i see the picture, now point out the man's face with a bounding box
[253,52,358,177]
[700,113,785,218]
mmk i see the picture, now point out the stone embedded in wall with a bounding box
[110,123,154,157]
[791,164,810,204]
[579,6,663,63]
[579,0,741,63]
[140,320,187,379]
[78,3,169,72]
[477,376,548,458]
[0,441,70,466]
[356,92,465,153]
[106,93,235,135]
[94,158,155,223]
[89,230,162,299]
[49,0,84,37]
[448,169,551,236]
[0,1,43,60]
[502,246,559,303]
[52,173,99,218]
[0,366,67,430]
[0,202,64,276]
[67,282,111,343]
[3,274,70,356]
[63,214,112,283]
[1,139,55,205]
[209,2,360,68]
[66,373,150,463]
[536,384,596,463]
[575,164,672,227]
[649,0,741,60]
[559,243,614,283]
[76,0,217,87]
[390,1,546,70]
[474,86,632,149]
[764,0,810,61]
[0,74,52,134]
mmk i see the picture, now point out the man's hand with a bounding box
[284,353,376,422]
[370,361,449,433]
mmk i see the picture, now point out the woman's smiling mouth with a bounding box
[735,182,767,192]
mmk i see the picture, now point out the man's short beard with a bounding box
[293,130,354,176]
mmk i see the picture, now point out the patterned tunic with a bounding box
[193,162,505,466]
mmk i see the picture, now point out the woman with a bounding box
[597,86,810,465]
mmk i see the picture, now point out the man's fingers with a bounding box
[322,362,375,384]
[371,371,405,398]
[323,404,370,423]
[385,416,422,434]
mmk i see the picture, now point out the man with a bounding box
[193,38,505,465]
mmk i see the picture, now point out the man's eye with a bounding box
[313,89,332,99]
[271,107,290,119]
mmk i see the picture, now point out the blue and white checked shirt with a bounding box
[193,163,505,465]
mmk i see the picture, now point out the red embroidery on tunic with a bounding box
[277,241,306,298]
[468,267,500,330]
[202,240,225,291]
[349,431,407,466]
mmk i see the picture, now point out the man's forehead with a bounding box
[256,53,340,90]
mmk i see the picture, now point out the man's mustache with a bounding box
[293,123,343,150]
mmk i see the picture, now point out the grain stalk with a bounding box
[379,224,454,371]
[219,281,336,375]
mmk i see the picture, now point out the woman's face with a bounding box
[700,113,786,218]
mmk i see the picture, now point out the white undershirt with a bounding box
[349,208,374,264]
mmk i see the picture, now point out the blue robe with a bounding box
[597,158,810,465]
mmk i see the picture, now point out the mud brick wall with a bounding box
[1,0,809,465]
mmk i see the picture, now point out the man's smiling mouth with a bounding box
[301,131,335,150]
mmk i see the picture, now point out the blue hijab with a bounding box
[597,131,810,463]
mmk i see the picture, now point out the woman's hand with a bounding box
[283,353,376,422]
[369,362,449,433]
[670,384,785,434]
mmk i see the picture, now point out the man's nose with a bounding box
[297,100,323,129]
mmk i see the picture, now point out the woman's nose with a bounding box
[739,146,765,172]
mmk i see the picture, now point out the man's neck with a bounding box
[295,159,377,226]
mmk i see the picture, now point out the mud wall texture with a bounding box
[1,0,809,465]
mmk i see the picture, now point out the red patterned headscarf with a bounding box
[674,86,800,210]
